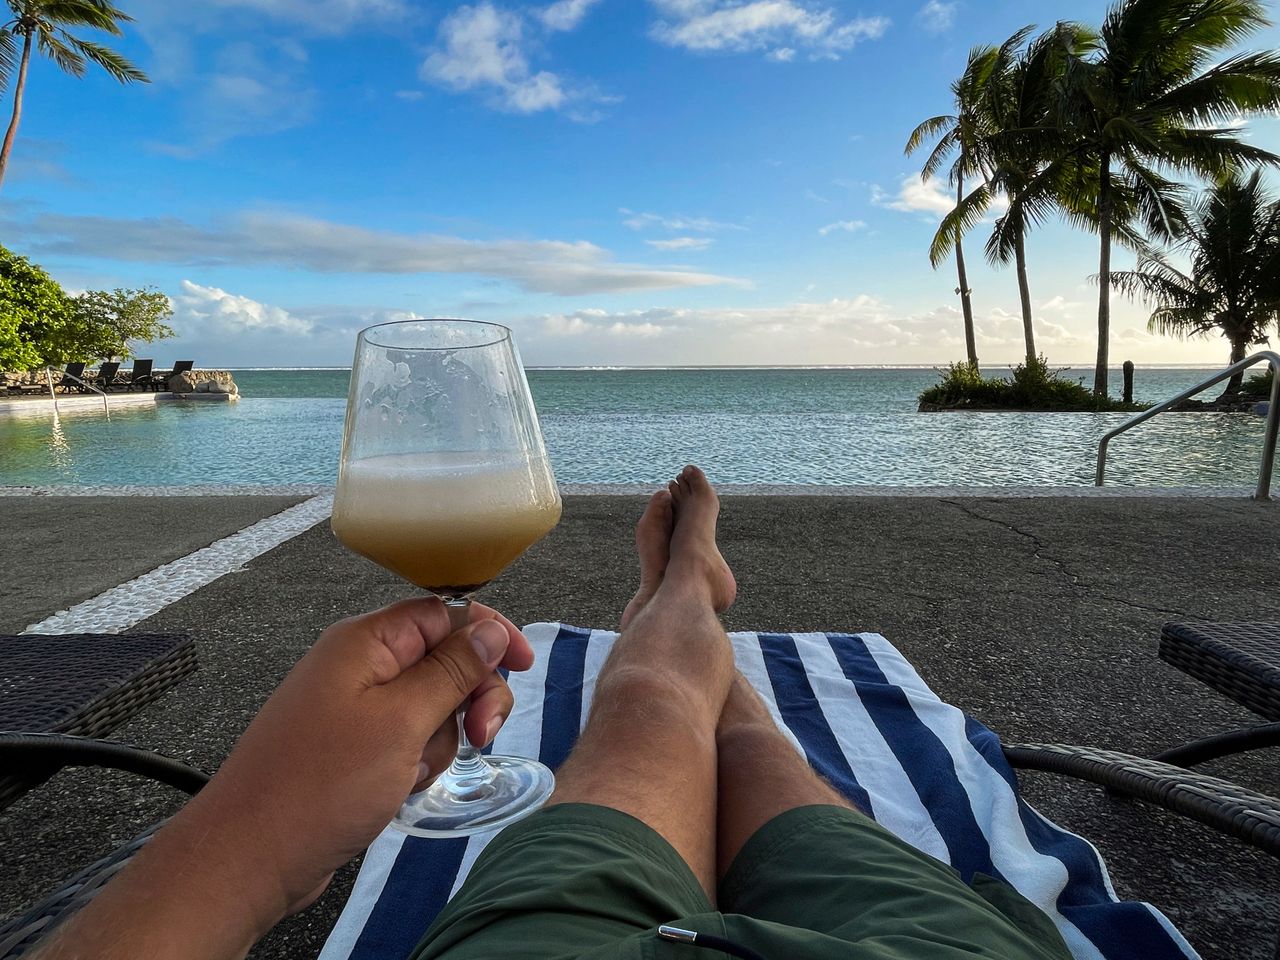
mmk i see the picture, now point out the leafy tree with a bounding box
[1114,169,1280,396]
[0,244,73,370]
[1004,0,1280,396]
[906,43,1008,367]
[66,287,174,361]
[0,0,147,189]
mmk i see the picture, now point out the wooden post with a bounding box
[1123,361,1135,405]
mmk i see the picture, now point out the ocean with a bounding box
[0,366,1272,488]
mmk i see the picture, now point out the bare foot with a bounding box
[620,489,673,629]
[661,465,737,613]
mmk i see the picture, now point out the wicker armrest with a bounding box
[0,737,207,959]
[0,733,209,796]
[1004,742,1280,858]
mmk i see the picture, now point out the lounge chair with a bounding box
[319,624,1277,960]
[123,358,157,392]
[155,360,193,392]
[53,362,87,394]
[93,361,122,391]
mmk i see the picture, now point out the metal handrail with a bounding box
[45,365,111,419]
[1096,350,1280,500]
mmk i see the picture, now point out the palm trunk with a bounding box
[1221,335,1248,398]
[955,176,979,367]
[0,31,33,190]
[1014,230,1036,365]
[1094,155,1113,397]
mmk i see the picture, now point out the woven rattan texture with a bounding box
[0,823,161,958]
[0,634,196,808]
[1160,622,1280,721]
[1006,743,1280,857]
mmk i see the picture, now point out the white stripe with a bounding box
[729,632,805,754]
[317,828,407,960]
[445,628,558,900]
[579,629,617,727]
[23,495,333,635]
[860,634,1104,960]
[789,632,949,861]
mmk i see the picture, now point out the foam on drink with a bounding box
[332,452,562,596]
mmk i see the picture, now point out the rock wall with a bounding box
[168,370,239,395]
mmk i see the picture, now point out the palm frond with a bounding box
[36,26,84,76]
[39,1,131,33]
[930,183,992,267]
[0,30,16,90]
[65,33,145,82]
[905,115,955,156]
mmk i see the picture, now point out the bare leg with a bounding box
[715,673,855,878]
[550,466,736,897]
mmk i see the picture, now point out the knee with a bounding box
[591,665,716,728]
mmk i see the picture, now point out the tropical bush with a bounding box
[0,244,174,370]
[1243,369,1274,400]
[919,356,1146,412]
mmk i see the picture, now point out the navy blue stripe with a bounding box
[825,633,1001,884]
[758,633,873,815]
[347,837,468,960]
[963,717,1192,960]
[538,624,591,770]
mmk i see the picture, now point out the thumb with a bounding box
[390,619,510,734]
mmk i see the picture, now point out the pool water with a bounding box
[1,367,1272,488]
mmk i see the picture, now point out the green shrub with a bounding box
[919,356,1147,412]
[1243,369,1274,399]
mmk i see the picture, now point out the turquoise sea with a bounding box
[0,367,1273,488]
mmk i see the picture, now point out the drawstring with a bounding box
[657,925,767,960]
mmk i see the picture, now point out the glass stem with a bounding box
[440,598,494,794]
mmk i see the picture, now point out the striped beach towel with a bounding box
[320,624,1198,960]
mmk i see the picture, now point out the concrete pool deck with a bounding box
[0,391,237,418]
[1,492,1277,959]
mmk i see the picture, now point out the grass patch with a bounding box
[919,357,1149,412]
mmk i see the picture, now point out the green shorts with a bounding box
[410,803,1073,960]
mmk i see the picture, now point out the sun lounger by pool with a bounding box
[53,363,87,394]
[123,359,157,392]
[155,360,193,392]
[93,361,122,391]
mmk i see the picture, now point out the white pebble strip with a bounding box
[23,495,334,635]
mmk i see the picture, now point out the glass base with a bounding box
[391,755,556,838]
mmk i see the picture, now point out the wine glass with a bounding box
[332,319,562,837]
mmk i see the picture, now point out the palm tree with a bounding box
[906,44,1007,368]
[1006,0,1280,397]
[929,27,1043,365]
[0,0,146,189]
[1114,170,1280,397]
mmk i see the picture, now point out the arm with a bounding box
[34,598,534,960]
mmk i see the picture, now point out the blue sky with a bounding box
[4,0,1280,368]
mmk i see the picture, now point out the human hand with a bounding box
[43,598,533,959]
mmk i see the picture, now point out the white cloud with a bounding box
[872,175,956,216]
[6,209,742,297]
[544,313,667,337]
[650,0,890,60]
[804,189,829,203]
[872,174,1010,220]
[171,280,314,336]
[539,0,601,31]
[148,40,315,155]
[818,219,867,236]
[915,1,957,34]
[646,237,715,250]
[422,4,566,113]
[620,208,745,232]
[420,2,608,116]
[395,89,425,101]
